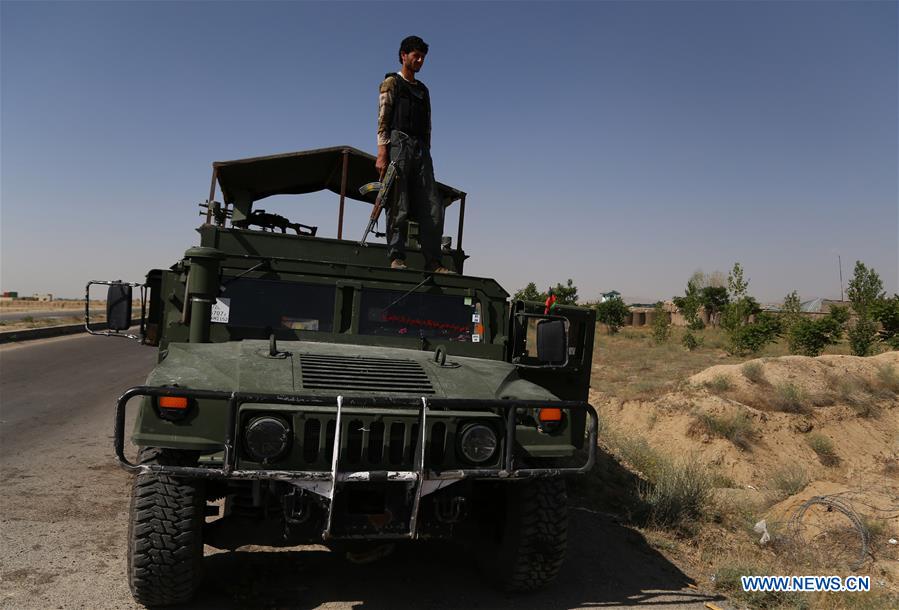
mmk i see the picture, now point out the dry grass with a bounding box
[713,563,808,609]
[806,433,840,466]
[770,383,811,414]
[639,457,712,533]
[741,361,767,384]
[770,465,809,497]
[690,410,756,451]
[591,326,859,403]
[875,362,899,394]
[703,375,733,394]
[602,428,713,533]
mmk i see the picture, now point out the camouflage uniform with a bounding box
[378,73,444,267]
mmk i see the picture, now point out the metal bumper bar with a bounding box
[114,386,598,483]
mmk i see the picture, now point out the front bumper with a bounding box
[115,386,597,539]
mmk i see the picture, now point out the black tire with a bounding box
[475,478,569,592]
[128,448,205,607]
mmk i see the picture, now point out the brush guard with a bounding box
[114,387,597,540]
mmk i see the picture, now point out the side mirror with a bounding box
[536,319,567,364]
[511,313,570,368]
[107,284,133,331]
[85,280,144,341]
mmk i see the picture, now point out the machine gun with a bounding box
[231,209,318,236]
[358,160,398,246]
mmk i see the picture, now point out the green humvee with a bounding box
[88,146,597,606]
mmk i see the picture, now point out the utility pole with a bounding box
[838,255,844,301]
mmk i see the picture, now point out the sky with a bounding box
[2,0,897,303]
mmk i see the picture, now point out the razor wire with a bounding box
[786,494,870,570]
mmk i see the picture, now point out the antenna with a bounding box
[838,255,844,301]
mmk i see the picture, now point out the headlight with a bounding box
[458,424,498,464]
[244,416,291,463]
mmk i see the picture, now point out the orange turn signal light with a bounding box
[538,408,563,422]
[158,396,189,409]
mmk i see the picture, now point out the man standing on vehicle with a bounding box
[376,35,453,274]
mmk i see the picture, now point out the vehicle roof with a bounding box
[213,146,465,207]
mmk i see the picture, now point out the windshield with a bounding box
[216,278,335,331]
[359,288,480,342]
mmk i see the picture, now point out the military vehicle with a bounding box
[87,147,597,606]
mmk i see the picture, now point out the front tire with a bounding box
[475,478,569,592]
[127,448,205,607]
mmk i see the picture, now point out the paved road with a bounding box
[0,334,724,609]
[0,309,99,322]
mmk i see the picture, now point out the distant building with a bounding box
[33,293,53,302]
[599,290,621,303]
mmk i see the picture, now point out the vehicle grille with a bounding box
[300,416,449,469]
[299,354,435,394]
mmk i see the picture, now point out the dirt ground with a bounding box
[587,327,899,608]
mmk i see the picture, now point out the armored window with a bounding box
[216,278,335,332]
[358,288,478,342]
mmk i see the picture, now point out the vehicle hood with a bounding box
[146,340,557,401]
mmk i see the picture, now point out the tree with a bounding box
[673,277,705,331]
[717,262,777,355]
[513,279,579,306]
[549,279,579,305]
[513,282,544,302]
[595,297,630,334]
[699,286,729,327]
[727,262,749,300]
[846,261,884,356]
[788,306,850,357]
[651,302,671,344]
[873,295,899,349]
[780,290,802,331]
[847,261,884,318]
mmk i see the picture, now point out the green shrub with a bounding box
[787,306,849,356]
[847,261,885,355]
[726,312,782,356]
[650,302,671,344]
[807,433,839,466]
[874,294,899,349]
[595,297,630,335]
[741,361,766,384]
[848,318,878,357]
[681,331,703,351]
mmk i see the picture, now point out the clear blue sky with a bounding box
[2,1,896,302]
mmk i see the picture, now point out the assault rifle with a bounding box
[231,209,317,236]
[358,161,398,246]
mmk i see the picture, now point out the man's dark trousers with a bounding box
[386,129,444,267]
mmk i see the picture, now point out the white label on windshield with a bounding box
[569,346,576,355]
[464,297,472,306]
[472,333,481,343]
[211,298,230,323]
[472,313,481,323]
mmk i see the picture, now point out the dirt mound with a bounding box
[592,346,899,600]
[689,352,899,402]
